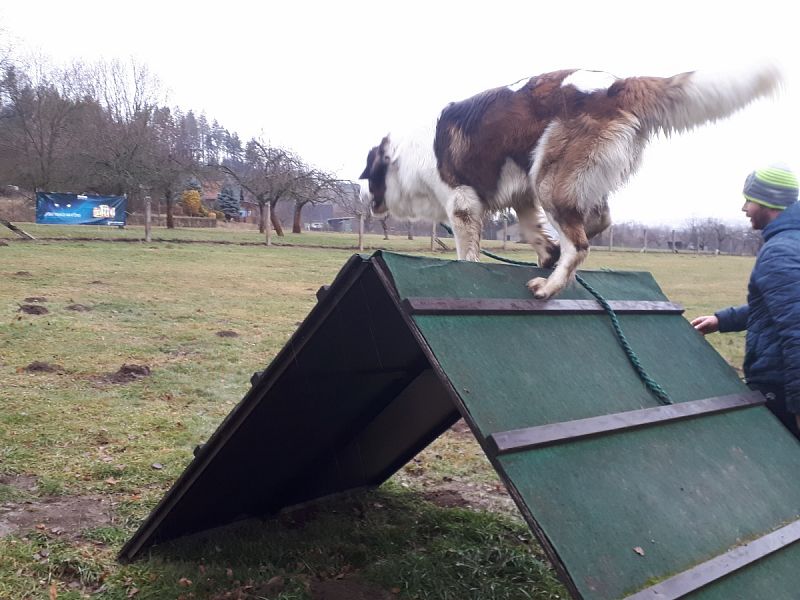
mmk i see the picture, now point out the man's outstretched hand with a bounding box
[691,315,720,335]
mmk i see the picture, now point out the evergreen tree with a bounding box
[184,175,202,193]
[216,185,240,221]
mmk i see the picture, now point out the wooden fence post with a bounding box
[145,196,152,243]
[265,203,271,246]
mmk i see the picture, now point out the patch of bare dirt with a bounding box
[0,493,112,539]
[216,330,239,338]
[23,296,47,303]
[66,303,91,311]
[0,474,39,492]
[107,363,151,383]
[419,480,517,516]
[420,489,470,509]
[399,420,520,517]
[23,361,64,373]
[309,576,394,600]
[18,304,48,315]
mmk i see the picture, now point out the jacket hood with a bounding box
[763,201,800,241]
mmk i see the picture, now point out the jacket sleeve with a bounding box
[753,240,800,414]
[715,305,748,332]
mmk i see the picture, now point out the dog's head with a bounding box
[358,135,392,216]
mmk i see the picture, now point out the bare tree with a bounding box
[327,180,367,247]
[290,167,338,234]
[684,217,704,252]
[700,218,731,253]
[0,54,90,192]
[328,180,366,218]
[221,139,305,236]
[77,59,167,199]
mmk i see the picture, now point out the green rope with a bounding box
[573,273,673,405]
[435,224,672,404]
[479,247,542,267]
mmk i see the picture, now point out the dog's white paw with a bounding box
[526,277,553,299]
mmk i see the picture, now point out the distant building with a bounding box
[327,216,356,232]
[492,222,522,242]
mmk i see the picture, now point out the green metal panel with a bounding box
[379,252,800,598]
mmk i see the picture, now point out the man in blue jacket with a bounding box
[692,164,800,439]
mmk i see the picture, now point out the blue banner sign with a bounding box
[36,192,127,226]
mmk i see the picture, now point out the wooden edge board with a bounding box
[403,297,684,315]
[623,518,800,599]
[488,391,765,455]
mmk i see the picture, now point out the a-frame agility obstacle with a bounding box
[120,251,800,599]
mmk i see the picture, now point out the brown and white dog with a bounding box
[359,65,782,299]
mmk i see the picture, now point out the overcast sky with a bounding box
[2,1,798,226]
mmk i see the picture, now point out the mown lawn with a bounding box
[0,227,753,599]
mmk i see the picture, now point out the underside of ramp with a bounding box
[121,251,800,599]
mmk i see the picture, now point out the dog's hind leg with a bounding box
[526,208,589,299]
[447,185,484,261]
[514,201,560,268]
[585,195,612,240]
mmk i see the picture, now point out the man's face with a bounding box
[742,200,778,230]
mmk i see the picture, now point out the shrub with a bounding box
[181,190,204,217]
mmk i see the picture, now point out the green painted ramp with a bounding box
[121,251,800,599]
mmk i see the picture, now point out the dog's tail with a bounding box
[617,62,783,136]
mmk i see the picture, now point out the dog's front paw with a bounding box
[526,277,553,299]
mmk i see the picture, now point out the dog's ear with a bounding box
[359,146,378,180]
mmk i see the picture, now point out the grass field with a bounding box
[0,225,753,599]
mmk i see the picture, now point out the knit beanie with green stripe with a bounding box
[743,164,799,210]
